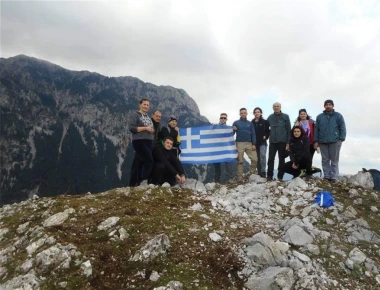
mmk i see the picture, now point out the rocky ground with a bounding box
[0,171,379,290]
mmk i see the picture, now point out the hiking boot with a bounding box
[323,178,331,181]
[267,176,273,181]
[260,172,267,178]
[330,179,338,183]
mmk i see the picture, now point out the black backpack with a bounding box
[363,168,380,191]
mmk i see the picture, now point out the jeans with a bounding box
[319,142,342,180]
[214,162,234,183]
[256,144,267,175]
[130,139,153,185]
[267,142,287,179]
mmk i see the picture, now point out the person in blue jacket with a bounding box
[314,99,346,182]
[232,108,257,183]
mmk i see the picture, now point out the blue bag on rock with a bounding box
[315,191,334,207]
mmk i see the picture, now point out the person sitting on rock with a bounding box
[159,116,181,158]
[282,126,312,179]
[151,136,186,186]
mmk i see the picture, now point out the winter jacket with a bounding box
[152,144,185,177]
[295,120,315,145]
[314,110,346,143]
[267,112,291,144]
[252,118,270,146]
[128,111,154,141]
[152,118,161,144]
[289,135,311,166]
[159,125,181,156]
[232,118,256,144]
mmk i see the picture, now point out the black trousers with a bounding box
[267,142,287,179]
[151,162,176,186]
[283,157,312,178]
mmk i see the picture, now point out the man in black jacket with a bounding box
[159,116,181,158]
[151,137,186,186]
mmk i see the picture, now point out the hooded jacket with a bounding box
[128,111,154,141]
[252,118,270,146]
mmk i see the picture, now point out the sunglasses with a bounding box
[220,117,227,119]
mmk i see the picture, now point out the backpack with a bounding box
[315,191,334,208]
[363,168,380,191]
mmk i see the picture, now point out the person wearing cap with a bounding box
[294,109,316,161]
[151,136,186,186]
[314,99,346,182]
[232,108,257,183]
[213,113,234,183]
[159,116,181,157]
[266,102,291,181]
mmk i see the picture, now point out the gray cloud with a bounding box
[2,0,380,174]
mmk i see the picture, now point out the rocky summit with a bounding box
[0,171,379,289]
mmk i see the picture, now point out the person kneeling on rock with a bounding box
[151,136,186,186]
[282,126,312,179]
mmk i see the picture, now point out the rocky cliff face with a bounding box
[0,173,379,289]
[0,55,209,205]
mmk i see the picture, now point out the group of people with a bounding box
[129,98,346,187]
[216,99,346,183]
[128,98,186,187]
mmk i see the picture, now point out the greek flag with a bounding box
[179,125,237,164]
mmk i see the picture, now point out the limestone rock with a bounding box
[245,267,295,290]
[130,234,170,262]
[284,225,313,246]
[42,211,69,227]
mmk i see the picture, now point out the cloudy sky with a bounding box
[1,0,380,175]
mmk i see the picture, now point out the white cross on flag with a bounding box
[179,125,237,164]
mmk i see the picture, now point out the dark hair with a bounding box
[253,107,264,120]
[291,125,305,137]
[139,98,150,104]
[220,113,228,117]
[152,110,161,115]
[240,108,247,112]
[297,109,311,121]
[163,136,174,142]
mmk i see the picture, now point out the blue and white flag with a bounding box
[179,125,237,164]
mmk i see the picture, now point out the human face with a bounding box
[240,110,247,119]
[293,128,302,138]
[254,109,262,119]
[152,111,162,122]
[273,103,281,114]
[299,112,307,121]
[139,101,150,113]
[164,139,173,150]
[219,114,227,124]
[169,119,177,128]
[324,103,333,112]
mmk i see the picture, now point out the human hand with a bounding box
[292,163,298,169]
[286,144,290,151]
[252,145,256,151]
[233,126,237,131]
[180,176,186,184]
[175,127,179,132]
[313,142,319,149]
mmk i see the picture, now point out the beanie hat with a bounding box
[324,99,334,106]
[168,116,177,123]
